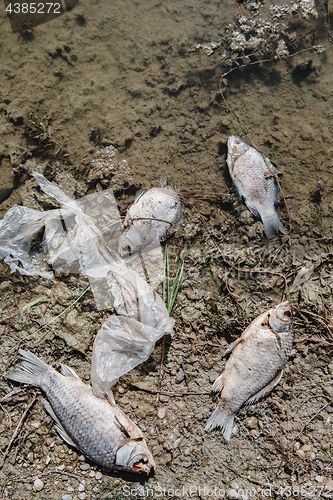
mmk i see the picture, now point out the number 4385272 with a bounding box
[6,3,61,14]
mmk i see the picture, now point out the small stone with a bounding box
[62,496,72,500]
[80,463,90,471]
[281,437,289,449]
[227,489,239,499]
[79,483,85,492]
[310,452,316,460]
[230,482,239,490]
[67,487,75,493]
[250,429,257,437]
[45,456,51,465]
[326,479,333,490]
[33,479,44,491]
[296,449,305,459]
[78,494,86,500]
[93,487,99,493]
[315,476,325,483]
[118,386,125,394]
[157,407,168,419]
[95,471,103,480]
[57,465,65,471]
[301,444,311,452]
[89,471,96,477]
[78,454,86,461]
[30,421,41,429]
[246,416,258,429]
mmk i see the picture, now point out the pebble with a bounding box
[80,463,90,471]
[57,464,65,471]
[78,494,86,500]
[33,479,44,491]
[157,407,168,419]
[246,416,258,429]
[62,496,72,500]
[296,449,305,459]
[326,479,333,490]
[315,476,325,483]
[118,386,125,394]
[89,471,96,478]
[79,483,86,492]
[67,487,75,493]
[78,455,86,461]
[227,489,239,499]
[95,472,103,480]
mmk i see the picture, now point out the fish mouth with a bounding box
[115,440,155,474]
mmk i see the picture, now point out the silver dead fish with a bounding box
[7,350,155,474]
[227,135,284,239]
[205,302,293,442]
[118,182,183,257]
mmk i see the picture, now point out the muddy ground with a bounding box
[0,0,333,498]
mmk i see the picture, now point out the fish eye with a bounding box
[284,310,292,319]
[123,244,132,255]
[235,138,240,144]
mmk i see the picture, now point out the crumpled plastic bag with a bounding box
[0,172,174,396]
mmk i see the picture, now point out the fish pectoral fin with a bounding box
[42,398,76,447]
[225,338,242,356]
[105,390,116,406]
[247,206,260,219]
[211,374,223,392]
[60,364,80,378]
[114,415,131,439]
[246,370,284,405]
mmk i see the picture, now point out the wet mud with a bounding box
[0,0,332,498]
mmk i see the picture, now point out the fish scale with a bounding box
[7,350,155,474]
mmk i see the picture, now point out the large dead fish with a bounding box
[205,302,293,442]
[7,350,155,474]
[227,135,284,239]
[118,182,183,257]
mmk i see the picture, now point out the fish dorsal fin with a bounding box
[160,174,168,188]
[224,337,242,356]
[211,374,223,392]
[60,364,80,378]
[246,370,283,405]
[106,390,115,406]
[134,190,144,203]
[42,398,77,447]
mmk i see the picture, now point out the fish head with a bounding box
[115,439,155,474]
[118,228,143,257]
[269,301,293,333]
[227,135,249,161]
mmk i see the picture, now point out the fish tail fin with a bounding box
[261,212,284,239]
[205,406,235,443]
[6,349,48,387]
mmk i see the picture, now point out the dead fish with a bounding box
[7,350,155,474]
[205,302,293,442]
[118,182,183,257]
[227,135,284,239]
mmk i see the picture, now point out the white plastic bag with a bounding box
[0,172,174,396]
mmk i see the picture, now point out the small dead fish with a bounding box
[118,183,183,257]
[205,302,293,442]
[227,135,284,239]
[7,350,155,474]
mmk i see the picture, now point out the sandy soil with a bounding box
[0,0,332,498]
